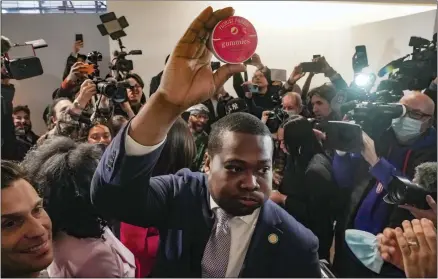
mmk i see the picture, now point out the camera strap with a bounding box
[387,145,413,176]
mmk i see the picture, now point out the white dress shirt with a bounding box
[125,130,261,277]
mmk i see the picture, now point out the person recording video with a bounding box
[113,73,146,119]
[233,53,287,118]
[332,92,436,278]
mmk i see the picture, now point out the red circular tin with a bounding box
[209,16,258,64]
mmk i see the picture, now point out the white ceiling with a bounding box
[206,1,437,30]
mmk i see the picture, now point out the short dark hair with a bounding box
[1,160,28,189]
[208,112,272,156]
[21,137,106,239]
[126,73,144,89]
[165,54,170,65]
[13,105,30,116]
[154,117,196,175]
[49,97,70,119]
[79,118,114,142]
[308,83,337,103]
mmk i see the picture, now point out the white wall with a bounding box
[2,14,111,135]
[107,1,436,98]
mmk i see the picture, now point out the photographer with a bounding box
[39,80,97,144]
[233,53,286,118]
[113,73,146,119]
[270,116,338,261]
[332,92,436,277]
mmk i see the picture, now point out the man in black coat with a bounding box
[149,55,170,97]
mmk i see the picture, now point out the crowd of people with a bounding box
[1,6,437,278]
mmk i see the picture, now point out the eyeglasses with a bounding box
[406,107,432,120]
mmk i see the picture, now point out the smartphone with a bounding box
[313,54,321,59]
[80,63,95,75]
[270,69,287,82]
[353,45,368,72]
[75,34,83,42]
[242,84,259,94]
[300,62,324,73]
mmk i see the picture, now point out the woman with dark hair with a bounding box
[83,119,114,146]
[120,117,196,278]
[21,137,135,277]
[270,115,338,261]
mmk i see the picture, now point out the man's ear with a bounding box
[204,152,211,173]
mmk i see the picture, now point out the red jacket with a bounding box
[120,223,159,278]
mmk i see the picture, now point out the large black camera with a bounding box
[92,78,130,103]
[378,35,436,92]
[384,176,437,210]
[321,102,406,152]
[266,107,289,133]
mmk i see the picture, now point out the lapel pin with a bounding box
[268,233,278,244]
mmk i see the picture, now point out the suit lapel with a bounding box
[240,200,283,277]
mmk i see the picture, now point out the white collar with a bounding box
[209,195,260,225]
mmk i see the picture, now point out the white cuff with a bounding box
[124,126,166,156]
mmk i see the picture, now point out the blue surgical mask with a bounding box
[391,116,423,143]
[345,229,384,274]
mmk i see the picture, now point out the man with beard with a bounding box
[12,106,39,147]
[187,104,210,171]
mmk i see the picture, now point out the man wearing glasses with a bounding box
[332,92,436,278]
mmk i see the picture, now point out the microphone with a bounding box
[1,36,12,56]
[384,162,437,209]
[413,162,437,191]
[377,54,410,77]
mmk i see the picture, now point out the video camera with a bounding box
[378,35,437,92]
[1,36,46,80]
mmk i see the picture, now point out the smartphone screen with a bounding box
[75,34,83,42]
[249,84,259,94]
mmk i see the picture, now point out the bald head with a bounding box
[282,92,302,113]
[400,93,435,116]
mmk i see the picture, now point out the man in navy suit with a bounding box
[91,6,321,278]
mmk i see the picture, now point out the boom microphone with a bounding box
[413,162,437,192]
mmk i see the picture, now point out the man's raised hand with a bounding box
[158,6,246,111]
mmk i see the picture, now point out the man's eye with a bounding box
[2,220,16,229]
[258,167,271,175]
[32,206,43,216]
[226,166,243,173]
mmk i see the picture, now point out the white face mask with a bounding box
[391,116,424,143]
[285,109,298,118]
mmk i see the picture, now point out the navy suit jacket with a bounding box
[91,125,321,278]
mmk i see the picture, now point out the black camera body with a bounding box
[87,51,103,65]
[385,35,436,92]
[384,176,437,210]
[92,78,130,103]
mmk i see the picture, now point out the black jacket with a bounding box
[149,71,163,97]
[202,98,227,134]
[280,153,337,261]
